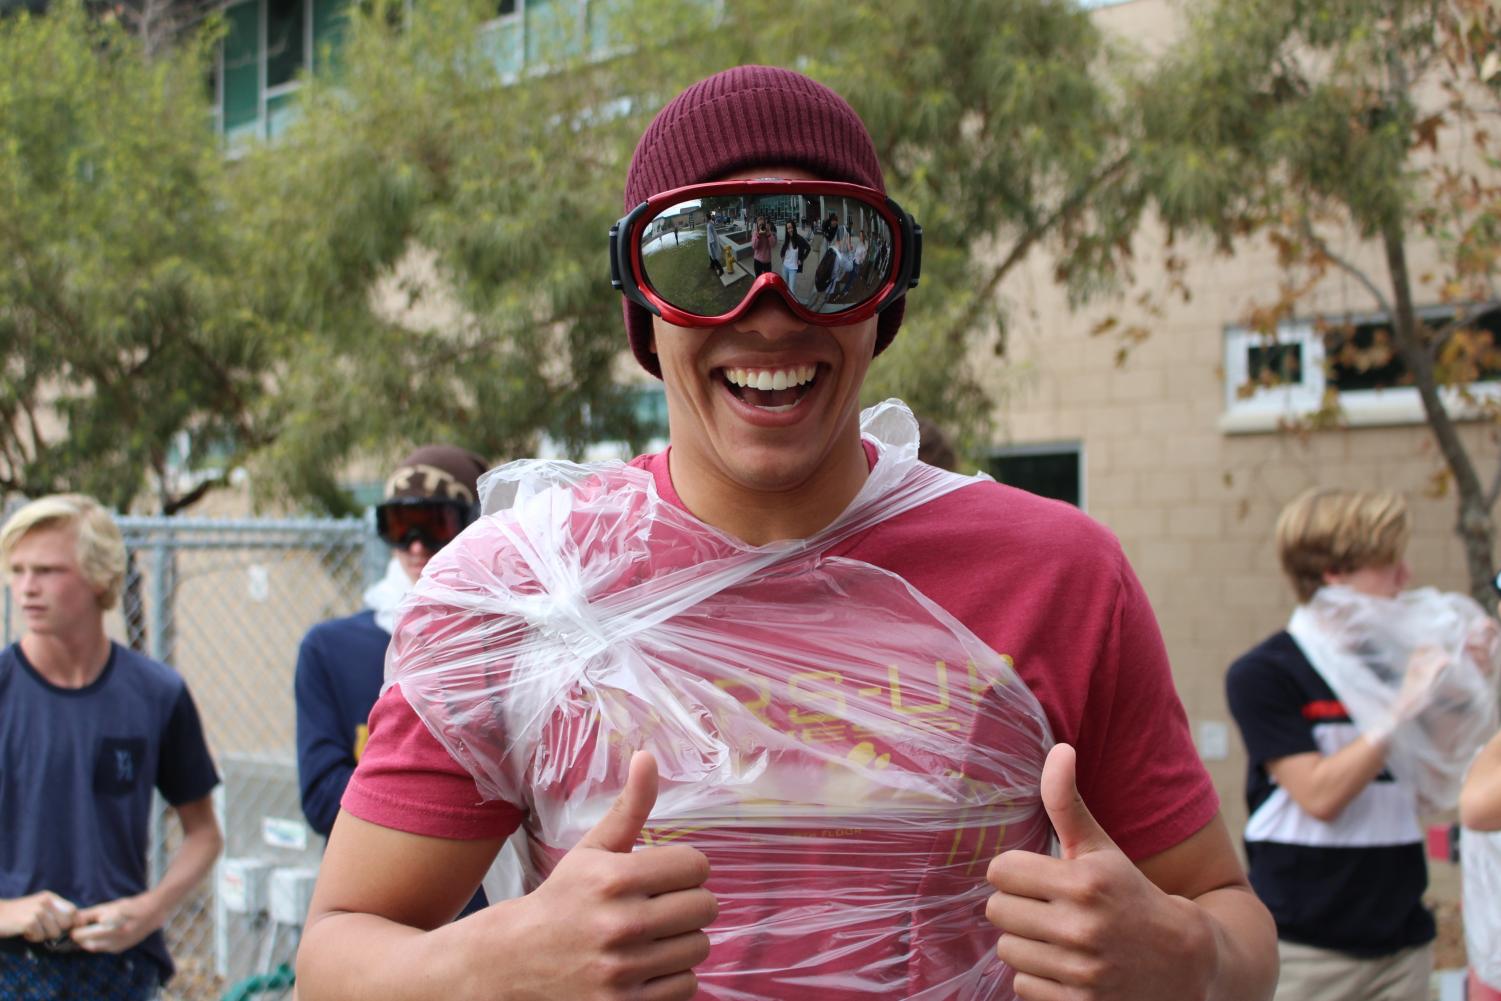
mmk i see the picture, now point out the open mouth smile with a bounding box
[719,364,820,412]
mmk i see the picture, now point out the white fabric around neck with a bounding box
[363,556,412,635]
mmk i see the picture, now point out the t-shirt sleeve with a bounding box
[1079,555,1219,862]
[1226,642,1318,767]
[157,684,220,806]
[342,684,524,841]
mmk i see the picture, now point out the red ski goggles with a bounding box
[610,179,922,327]
[374,498,474,551]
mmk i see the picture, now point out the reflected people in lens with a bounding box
[638,188,896,318]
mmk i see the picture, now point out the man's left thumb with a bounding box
[1041,743,1115,860]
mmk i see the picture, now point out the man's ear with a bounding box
[1322,568,1344,586]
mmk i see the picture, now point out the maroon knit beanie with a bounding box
[621,64,907,377]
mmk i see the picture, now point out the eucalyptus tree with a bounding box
[1132,0,1501,605]
[0,0,270,514]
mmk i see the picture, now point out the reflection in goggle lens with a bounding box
[639,192,894,318]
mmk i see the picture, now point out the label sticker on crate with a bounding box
[262,816,309,851]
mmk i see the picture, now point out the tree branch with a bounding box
[1383,220,1496,604]
[1486,455,1501,511]
[20,397,44,467]
[161,472,230,516]
[1296,218,1395,317]
[943,151,1134,348]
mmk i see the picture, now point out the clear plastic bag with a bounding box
[1288,587,1500,814]
[1462,825,1501,989]
[388,401,1054,999]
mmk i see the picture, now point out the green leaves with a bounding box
[3,0,1147,509]
[0,0,249,512]
[1134,0,1501,605]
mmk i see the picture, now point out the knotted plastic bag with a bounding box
[1289,586,1499,814]
[388,401,1054,1000]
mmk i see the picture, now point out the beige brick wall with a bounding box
[955,15,1500,890]
[979,190,1491,862]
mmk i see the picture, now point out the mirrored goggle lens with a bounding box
[375,502,468,549]
[638,192,895,318]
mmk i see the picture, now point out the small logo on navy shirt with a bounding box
[94,737,146,795]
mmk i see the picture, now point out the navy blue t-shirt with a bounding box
[0,642,220,983]
[1226,630,1433,957]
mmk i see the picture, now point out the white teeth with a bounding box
[724,365,817,390]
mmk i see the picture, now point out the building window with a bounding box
[216,0,345,145]
[479,0,596,79]
[988,444,1083,508]
[524,0,580,66]
[220,1,262,140]
[220,0,709,135]
[480,0,524,77]
[265,0,308,89]
[1220,304,1501,433]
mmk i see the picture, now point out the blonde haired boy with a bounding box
[0,494,222,1001]
[1227,487,1436,1001]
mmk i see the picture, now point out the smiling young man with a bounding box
[0,495,222,1001]
[295,65,1275,1001]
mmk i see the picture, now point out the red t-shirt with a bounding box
[346,450,1217,999]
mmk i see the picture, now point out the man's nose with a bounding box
[732,285,810,343]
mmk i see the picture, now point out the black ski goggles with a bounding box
[610,179,922,327]
[374,498,475,551]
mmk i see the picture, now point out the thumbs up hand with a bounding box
[507,751,718,1001]
[985,744,1218,1001]
[573,748,667,854]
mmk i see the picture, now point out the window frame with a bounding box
[216,0,320,145]
[1219,303,1501,433]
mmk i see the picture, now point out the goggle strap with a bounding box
[908,222,922,288]
[610,203,664,317]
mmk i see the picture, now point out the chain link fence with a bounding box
[3,515,384,1001]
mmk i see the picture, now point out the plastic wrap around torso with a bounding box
[388,401,1055,1000]
[1288,586,1500,814]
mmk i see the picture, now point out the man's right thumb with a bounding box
[575,750,658,854]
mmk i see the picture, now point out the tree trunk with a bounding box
[1382,224,1498,612]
